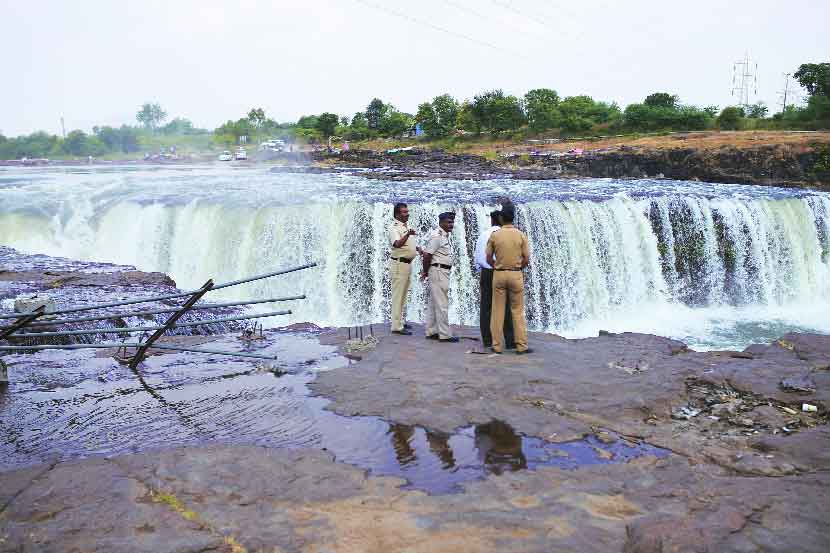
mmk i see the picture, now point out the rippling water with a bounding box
[0,330,665,493]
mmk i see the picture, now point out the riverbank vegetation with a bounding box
[2,63,827,160]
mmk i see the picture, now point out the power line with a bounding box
[440,0,544,37]
[490,0,553,28]
[353,0,532,61]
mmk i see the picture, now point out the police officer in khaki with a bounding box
[486,207,531,354]
[420,211,459,343]
[388,202,417,335]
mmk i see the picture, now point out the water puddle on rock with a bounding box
[0,330,667,494]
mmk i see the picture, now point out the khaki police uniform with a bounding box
[485,224,529,352]
[423,227,455,339]
[388,219,417,332]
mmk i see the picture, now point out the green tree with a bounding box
[136,102,167,131]
[63,130,91,156]
[119,125,140,153]
[794,63,830,97]
[247,108,266,131]
[524,88,561,132]
[366,98,388,130]
[416,94,459,138]
[471,90,526,135]
[559,95,620,128]
[717,106,744,130]
[160,117,196,135]
[315,112,340,138]
[456,101,481,135]
[348,112,370,139]
[296,115,319,129]
[644,92,679,109]
[381,110,414,137]
[745,102,768,119]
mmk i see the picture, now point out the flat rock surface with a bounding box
[2,445,829,553]
[2,327,829,552]
[313,326,829,474]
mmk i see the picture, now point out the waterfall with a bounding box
[1,162,829,351]
[2,192,829,335]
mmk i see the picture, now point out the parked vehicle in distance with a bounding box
[235,147,247,160]
[218,150,233,161]
[259,139,286,152]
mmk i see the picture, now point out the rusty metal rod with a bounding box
[0,342,279,361]
[11,310,292,339]
[129,279,214,369]
[0,262,317,320]
[8,295,307,329]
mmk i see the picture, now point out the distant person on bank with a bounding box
[421,211,459,343]
[475,210,516,350]
[388,202,417,335]
[486,207,531,354]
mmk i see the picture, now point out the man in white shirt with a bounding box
[474,209,515,349]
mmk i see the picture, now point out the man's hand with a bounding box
[407,229,417,236]
[420,271,429,281]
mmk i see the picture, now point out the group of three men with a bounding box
[387,203,532,354]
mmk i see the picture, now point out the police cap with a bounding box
[438,211,456,221]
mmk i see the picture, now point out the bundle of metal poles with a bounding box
[0,262,316,371]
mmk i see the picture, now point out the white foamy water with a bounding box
[1,164,829,350]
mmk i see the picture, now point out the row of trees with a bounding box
[0,103,210,159]
[0,126,141,159]
[279,62,828,141]
[3,63,827,158]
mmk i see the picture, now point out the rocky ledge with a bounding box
[301,144,830,188]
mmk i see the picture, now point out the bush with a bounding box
[717,107,744,130]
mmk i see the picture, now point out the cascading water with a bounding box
[1,165,828,350]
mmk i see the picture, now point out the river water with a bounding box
[1,164,829,350]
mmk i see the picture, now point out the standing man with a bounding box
[474,210,515,350]
[486,207,531,354]
[388,202,417,335]
[421,212,458,343]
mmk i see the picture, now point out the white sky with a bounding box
[2,0,828,136]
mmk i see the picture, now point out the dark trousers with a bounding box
[480,268,515,349]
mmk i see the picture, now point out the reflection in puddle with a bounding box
[0,331,668,494]
[355,419,666,494]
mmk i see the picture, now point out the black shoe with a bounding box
[439,337,460,343]
[391,329,412,336]
[506,344,517,350]
[515,348,533,355]
[403,323,413,330]
[425,334,440,340]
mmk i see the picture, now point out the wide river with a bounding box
[1,164,829,350]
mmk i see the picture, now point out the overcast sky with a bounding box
[2,0,828,136]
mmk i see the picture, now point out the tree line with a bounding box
[3,63,828,159]
[209,62,830,146]
[0,102,209,159]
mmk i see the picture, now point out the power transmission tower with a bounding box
[778,73,791,112]
[60,117,66,138]
[731,52,758,109]
[777,73,799,112]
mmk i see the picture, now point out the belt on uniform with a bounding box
[431,263,452,270]
[495,268,523,271]
[391,257,413,264]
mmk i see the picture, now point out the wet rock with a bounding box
[780,374,818,393]
[319,144,830,188]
